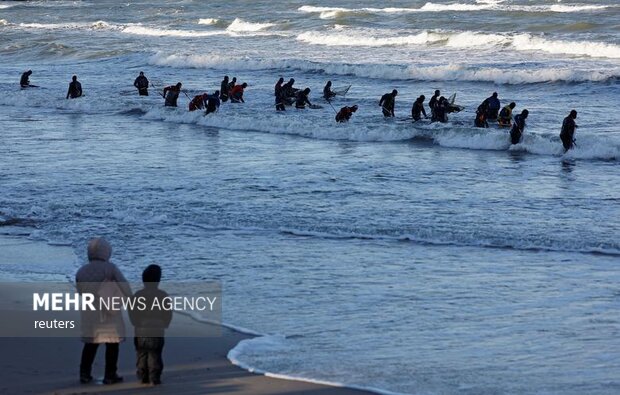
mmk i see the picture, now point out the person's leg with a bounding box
[80,343,99,382]
[135,338,149,383]
[148,338,165,384]
[103,343,122,383]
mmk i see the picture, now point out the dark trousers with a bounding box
[80,342,119,379]
[135,337,165,383]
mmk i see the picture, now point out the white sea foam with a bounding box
[226,18,275,32]
[134,104,620,161]
[228,336,408,395]
[148,52,620,84]
[121,25,226,38]
[298,2,612,17]
[295,27,620,59]
[0,19,8,26]
[297,30,440,47]
[17,21,122,31]
[512,33,620,59]
[198,18,219,25]
[548,4,610,12]
[419,2,493,12]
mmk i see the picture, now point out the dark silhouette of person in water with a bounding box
[66,75,83,99]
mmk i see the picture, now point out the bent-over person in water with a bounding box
[335,105,358,123]
[163,82,182,107]
[379,89,397,117]
[20,70,33,88]
[510,109,529,144]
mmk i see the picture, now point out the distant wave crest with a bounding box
[226,18,276,32]
[296,28,620,59]
[298,3,613,18]
[148,52,620,84]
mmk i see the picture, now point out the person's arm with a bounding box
[66,84,71,99]
[161,291,173,328]
[77,83,82,97]
[111,264,132,297]
[379,95,384,107]
[134,78,139,89]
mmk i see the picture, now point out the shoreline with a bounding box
[0,229,372,395]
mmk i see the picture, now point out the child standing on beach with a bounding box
[129,264,173,385]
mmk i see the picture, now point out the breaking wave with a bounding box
[298,3,613,18]
[121,25,226,38]
[148,52,620,84]
[17,21,121,31]
[226,18,276,32]
[12,20,278,38]
[198,18,219,25]
[136,105,619,162]
[296,27,620,59]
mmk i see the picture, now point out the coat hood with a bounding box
[87,237,112,262]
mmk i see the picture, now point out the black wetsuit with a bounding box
[20,72,31,88]
[275,82,285,111]
[67,81,82,99]
[475,102,489,128]
[205,94,220,115]
[220,79,229,102]
[560,116,576,152]
[485,96,500,120]
[429,94,440,119]
[431,99,449,123]
[163,86,180,107]
[134,75,149,96]
[510,114,527,144]
[411,100,426,121]
[295,91,311,109]
[323,84,335,101]
[379,93,395,117]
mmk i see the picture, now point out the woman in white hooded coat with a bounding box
[76,237,132,384]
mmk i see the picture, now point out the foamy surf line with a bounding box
[12,19,281,38]
[149,53,620,84]
[228,336,409,395]
[298,3,613,18]
[295,28,620,59]
[176,311,406,394]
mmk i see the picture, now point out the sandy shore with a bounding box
[0,230,369,395]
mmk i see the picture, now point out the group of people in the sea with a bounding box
[20,69,579,152]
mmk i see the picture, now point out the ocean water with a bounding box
[1,0,619,394]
